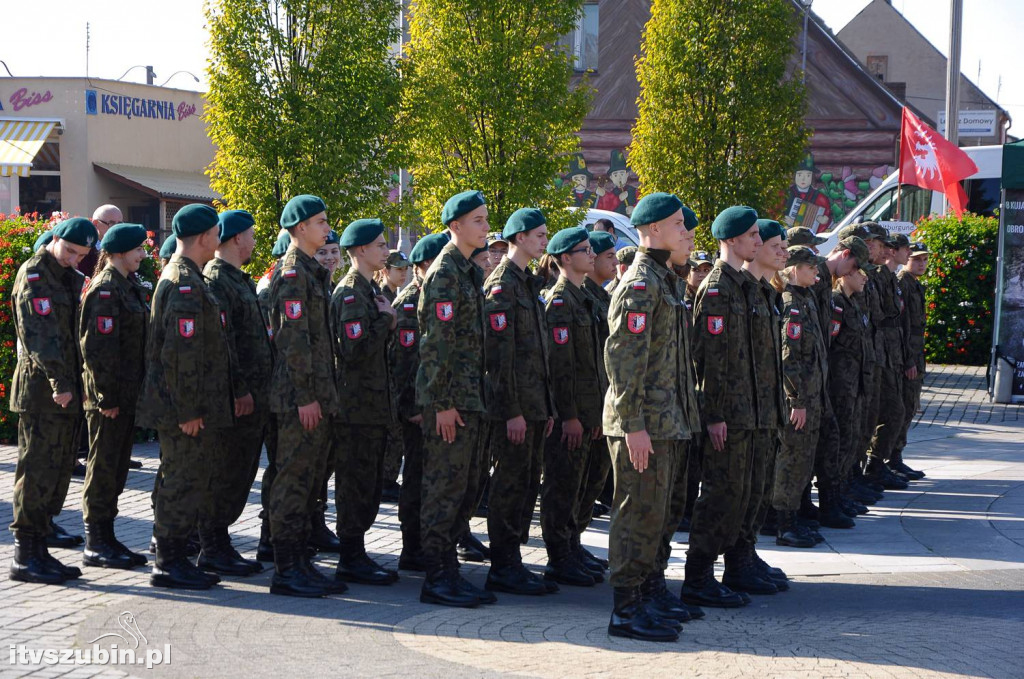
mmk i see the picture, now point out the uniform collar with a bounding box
[552,275,586,303]
[716,259,748,286]
[169,252,205,278]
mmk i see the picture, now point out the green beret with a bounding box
[836,236,877,272]
[682,205,699,231]
[616,245,637,265]
[386,250,411,268]
[441,190,486,226]
[271,231,292,258]
[756,218,787,243]
[53,217,99,248]
[837,224,873,241]
[101,223,147,254]
[324,229,340,246]
[471,245,490,259]
[548,226,590,256]
[159,234,177,259]
[502,207,546,239]
[630,192,683,226]
[786,245,825,268]
[340,218,384,248]
[172,204,219,238]
[786,226,826,247]
[218,210,255,243]
[889,233,910,248]
[688,250,713,268]
[908,241,930,257]
[410,233,449,264]
[34,230,54,251]
[711,206,759,240]
[588,230,616,255]
[280,194,327,229]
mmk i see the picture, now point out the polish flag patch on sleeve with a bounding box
[178,285,192,294]
[403,303,415,311]
[283,269,298,278]
[99,290,112,299]
[26,272,40,282]
[343,295,356,305]
[490,285,503,295]
[707,288,719,296]
[552,298,564,307]
[632,281,646,291]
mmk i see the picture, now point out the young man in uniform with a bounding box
[893,241,929,480]
[604,193,692,642]
[201,209,272,576]
[9,218,97,584]
[331,218,399,586]
[417,190,493,607]
[483,207,556,596]
[138,204,233,590]
[266,195,343,598]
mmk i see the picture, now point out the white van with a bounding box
[570,207,640,248]
[816,145,1003,254]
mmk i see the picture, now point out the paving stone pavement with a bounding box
[0,365,1022,678]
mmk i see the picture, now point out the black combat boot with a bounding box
[83,522,134,569]
[889,451,925,480]
[309,502,342,553]
[640,572,692,622]
[151,537,213,590]
[865,457,908,490]
[486,562,547,595]
[197,527,260,576]
[776,510,815,548]
[759,507,779,537]
[456,533,488,562]
[572,533,608,570]
[447,551,497,603]
[746,544,789,591]
[420,558,480,608]
[336,538,396,586]
[35,537,82,579]
[10,534,65,585]
[104,523,148,567]
[608,587,679,642]
[47,519,84,548]
[680,553,746,608]
[256,513,274,562]
[797,484,819,523]
[544,554,597,587]
[398,528,428,571]
[818,482,856,529]
[270,542,328,598]
[722,546,778,595]
[296,548,348,595]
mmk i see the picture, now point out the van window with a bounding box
[857,185,932,223]
[963,178,1000,217]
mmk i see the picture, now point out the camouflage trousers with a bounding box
[259,415,279,511]
[10,412,78,537]
[607,437,680,589]
[398,419,424,551]
[895,374,924,456]
[657,436,696,571]
[830,385,864,480]
[268,412,332,546]
[383,420,404,485]
[487,420,546,565]
[82,409,137,524]
[205,410,265,529]
[574,437,611,535]
[333,423,387,542]
[869,366,906,463]
[687,428,754,559]
[420,410,485,560]
[859,363,883,469]
[814,392,841,483]
[152,426,219,540]
[539,419,593,562]
[774,401,823,511]
[742,428,778,545]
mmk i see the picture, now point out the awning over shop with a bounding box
[93,162,221,203]
[0,119,58,177]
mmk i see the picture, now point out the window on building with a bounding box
[867,55,888,82]
[19,175,61,215]
[560,3,598,73]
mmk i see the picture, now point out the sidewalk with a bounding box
[0,365,1022,678]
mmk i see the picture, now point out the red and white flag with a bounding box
[898,107,979,217]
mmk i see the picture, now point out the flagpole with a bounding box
[943,0,964,214]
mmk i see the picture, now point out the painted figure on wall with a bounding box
[567,154,596,208]
[595,149,638,217]
[784,153,834,232]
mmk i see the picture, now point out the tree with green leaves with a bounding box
[205,0,402,270]
[629,0,808,248]
[400,0,592,233]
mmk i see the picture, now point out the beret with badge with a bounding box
[410,232,450,265]
[441,190,486,226]
[589,230,616,255]
[34,230,54,251]
[711,205,759,240]
[280,194,327,229]
[757,218,787,243]
[548,226,590,257]
[630,192,683,227]
[172,204,219,238]
[502,207,546,239]
[682,205,699,231]
[101,223,148,254]
[53,217,99,248]
[218,209,255,243]
[340,218,384,249]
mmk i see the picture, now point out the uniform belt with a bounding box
[879,318,900,329]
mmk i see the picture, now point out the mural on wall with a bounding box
[563,149,640,217]
[784,152,895,233]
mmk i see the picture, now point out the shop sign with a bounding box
[85,89,198,122]
[0,87,54,112]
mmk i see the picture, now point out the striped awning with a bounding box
[0,119,58,177]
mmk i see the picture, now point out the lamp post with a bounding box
[159,71,201,88]
[116,65,156,85]
[800,0,814,82]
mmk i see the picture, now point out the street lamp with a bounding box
[117,65,156,85]
[800,0,814,82]
[159,71,201,88]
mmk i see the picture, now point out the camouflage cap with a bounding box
[487,231,508,246]
[836,236,877,272]
[616,245,638,265]
[688,250,714,268]
[862,221,890,242]
[385,249,411,268]
[786,245,825,267]
[908,241,930,257]
[837,223,875,241]
[786,226,827,247]
[889,233,911,249]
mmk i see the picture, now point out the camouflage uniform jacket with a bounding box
[391,281,422,420]
[812,259,834,346]
[204,258,274,408]
[483,258,555,421]
[898,270,926,373]
[876,266,905,371]
[545,276,605,429]
[781,285,828,410]
[692,260,757,429]
[582,276,610,387]
[137,254,233,429]
[673,277,701,435]
[415,241,486,413]
[747,273,786,428]
[828,288,872,396]
[602,248,690,440]
[864,269,886,368]
[10,250,85,414]
[80,266,148,412]
[267,246,339,415]
[331,269,395,426]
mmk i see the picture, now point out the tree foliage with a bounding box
[630,0,808,249]
[400,0,592,234]
[205,0,402,270]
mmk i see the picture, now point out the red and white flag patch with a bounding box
[552,326,569,344]
[627,312,647,334]
[707,288,719,296]
[179,318,195,338]
[707,315,724,335]
[490,285,503,295]
[284,300,303,320]
[552,298,564,307]
[26,272,40,282]
[97,316,114,334]
[489,312,507,332]
[32,298,51,316]
[99,290,112,299]
[283,269,297,278]
[399,329,416,347]
[436,301,453,321]
[830,320,841,337]
[220,311,227,328]
[632,281,646,291]
[403,303,415,311]
[343,295,355,305]
[345,321,363,339]
[179,285,192,294]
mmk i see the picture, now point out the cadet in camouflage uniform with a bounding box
[394,233,449,573]
[79,224,150,571]
[199,210,271,577]
[786,227,831,334]
[417,190,493,608]
[604,193,692,643]
[685,205,765,610]
[137,205,232,590]
[539,227,605,588]
[8,218,97,584]
[608,246,637,295]
[381,250,413,503]
[893,241,929,480]
[483,207,555,596]
[265,195,343,598]
[330,218,399,586]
